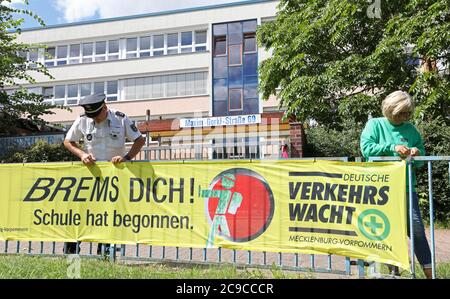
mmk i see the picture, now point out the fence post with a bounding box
[408,161,416,278]
[145,110,150,161]
[428,161,436,279]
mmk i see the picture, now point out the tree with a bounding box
[0,0,56,134]
[258,0,449,128]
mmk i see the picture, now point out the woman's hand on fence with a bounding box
[394,145,411,157]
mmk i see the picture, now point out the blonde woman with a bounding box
[360,91,432,279]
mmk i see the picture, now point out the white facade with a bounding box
[12,0,281,132]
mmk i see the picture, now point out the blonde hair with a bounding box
[382,91,414,119]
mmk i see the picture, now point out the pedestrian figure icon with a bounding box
[200,173,243,247]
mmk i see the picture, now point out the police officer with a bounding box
[63,93,146,255]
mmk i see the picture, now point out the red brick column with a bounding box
[289,122,304,158]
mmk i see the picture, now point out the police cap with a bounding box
[80,93,106,118]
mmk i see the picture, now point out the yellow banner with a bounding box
[0,160,409,269]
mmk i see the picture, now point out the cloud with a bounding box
[4,0,25,7]
[53,0,243,23]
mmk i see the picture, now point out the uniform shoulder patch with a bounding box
[115,111,125,117]
[130,123,139,132]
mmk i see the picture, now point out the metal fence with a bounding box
[1,149,448,279]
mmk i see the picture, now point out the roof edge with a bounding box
[13,0,278,33]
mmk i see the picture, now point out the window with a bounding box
[108,40,119,60]
[126,38,138,58]
[67,84,78,105]
[45,47,55,67]
[214,36,227,56]
[143,77,153,98]
[153,35,164,56]
[244,76,258,99]
[195,72,206,94]
[181,32,193,53]
[185,73,195,95]
[123,72,207,100]
[244,33,256,53]
[229,66,243,88]
[228,89,243,111]
[69,44,81,64]
[43,87,53,104]
[195,30,207,52]
[140,36,151,57]
[106,81,118,101]
[95,41,107,62]
[152,76,163,97]
[243,53,257,76]
[167,33,179,55]
[177,74,187,96]
[229,89,243,111]
[213,24,227,36]
[54,85,65,105]
[213,56,228,79]
[28,49,39,62]
[229,44,242,66]
[94,82,105,94]
[166,75,178,97]
[243,20,257,33]
[124,78,136,100]
[82,43,93,63]
[80,83,91,97]
[228,22,243,45]
[214,79,228,102]
[56,46,68,66]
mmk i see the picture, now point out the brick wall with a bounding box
[289,122,304,158]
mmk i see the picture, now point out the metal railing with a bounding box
[368,156,450,279]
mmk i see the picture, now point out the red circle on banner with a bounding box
[206,169,274,242]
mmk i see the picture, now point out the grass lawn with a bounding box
[1,255,449,279]
[0,255,315,279]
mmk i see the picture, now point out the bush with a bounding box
[2,140,78,163]
[415,117,450,226]
[304,119,364,158]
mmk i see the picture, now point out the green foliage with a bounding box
[0,256,314,279]
[0,0,57,134]
[304,119,364,158]
[3,140,77,163]
[258,0,450,127]
[415,117,450,225]
[259,0,449,224]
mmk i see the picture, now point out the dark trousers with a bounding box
[63,242,79,254]
[64,242,111,255]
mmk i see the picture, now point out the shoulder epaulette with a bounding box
[115,111,125,117]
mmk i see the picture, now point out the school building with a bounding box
[11,0,305,159]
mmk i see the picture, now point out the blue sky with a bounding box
[8,0,249,29]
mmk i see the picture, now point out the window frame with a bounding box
[194,30,207,52]
[243,32,257,54]
[228,44,243,66]
[94,41,107,62]
[82,42,94,63]
[213,35,227,57]
[167,32,179,55]
[180,31,193,54]
[56,45,68,66]
[228,88,243,111]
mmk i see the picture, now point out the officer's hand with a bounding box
[111,156,126,164]
[81,153,96,165]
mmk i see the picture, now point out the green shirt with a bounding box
[360,117,425,187]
